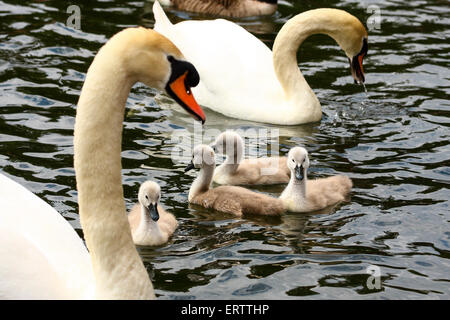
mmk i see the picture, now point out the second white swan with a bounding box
[153,1,368,125]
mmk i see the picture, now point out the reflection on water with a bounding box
[0,0,449,299]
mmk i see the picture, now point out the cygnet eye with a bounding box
[292,158,295,162]
[145,195,148,200]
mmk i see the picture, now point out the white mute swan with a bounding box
[159,0,277,18]
[211,131,290,185]
[185,144,285,217]
[0,27,205,299]
[128,180,178,246]
[280,147,352,212]
[153,1,368,125]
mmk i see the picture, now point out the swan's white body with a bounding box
[153,1,368,125]
[0,174,94,299]
[0,27,203,299]
[154,1,300,124]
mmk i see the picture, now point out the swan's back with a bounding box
[191,185,284,217]
[153,2,284,117]
[0,173,94,299]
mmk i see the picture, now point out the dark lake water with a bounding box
[0,0,449,299]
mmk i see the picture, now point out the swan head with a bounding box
[287,147,310,181]
[109,27,205,123]
[185,144,215,172]
[211,131,243,162]
[138,181,161,222]
[316,9,368,84]
[333,11,368,84]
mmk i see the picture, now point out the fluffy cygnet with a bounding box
[128,181,178,246]
[211,131,290,185]
[185,144,285,217]
[279,147,352,212]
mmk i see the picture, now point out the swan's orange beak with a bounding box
[351,54,365,84]
[350,38,368,85]
[167,72,205,124]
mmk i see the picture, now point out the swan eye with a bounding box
[145,195,148,200]
[292,159,295,162]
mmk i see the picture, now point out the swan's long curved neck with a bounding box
[189,164,215,201]
[273,9,354,118]
[74,47,154,299]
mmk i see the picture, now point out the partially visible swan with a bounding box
[128,180,178,246]
[280,147,352,212]
[153,1,368,125]
[185,144,285,217]
[0,27,205,299]
[211,131,290,185]
[159,0,277,18]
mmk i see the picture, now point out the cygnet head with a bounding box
[138,180,161,222]
[211,131,243,162]
[287,147,310,181]
[185,144,215,172]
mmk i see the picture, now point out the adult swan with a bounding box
[153,1,368,125]
[0,27,205,299]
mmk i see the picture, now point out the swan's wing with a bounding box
[0,173,94,299]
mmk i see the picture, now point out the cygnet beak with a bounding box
[147,203,159,222]
[184,161,195,172]
[295,165,304,181]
